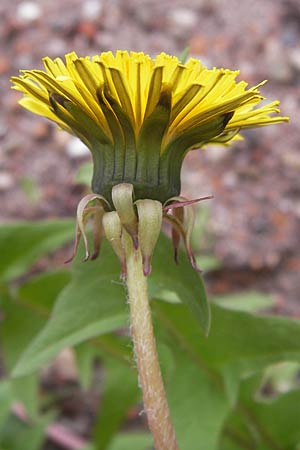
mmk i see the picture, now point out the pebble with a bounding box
[168,8,198,31]
[265,252,281,268]
[95,31,114,48]
[280,150,300,169]
[134,4,165,30]
[31,121,50,141]
[249,256,265,271]
[42,348,78,382]
[46,38,68,58]
[66,137,90,159]
[16,1,42,23]
[0,120,8,138]
[53,129,70,148]
[77,21,98,40]
[1,0,299,315]
[15,53,35,70]
[288,47,300,72]
[223,171,238,188]
[188,35,208,56]
[294,203,300,218]
[81,0,103,19]
[0,56,10,74]
[204,145,229,162]
[0,172,14,191]
[264,39,294,83]
[103,3,122,30]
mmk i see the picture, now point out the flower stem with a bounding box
[123,233,179,450]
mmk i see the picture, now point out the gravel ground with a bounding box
[1,0,300,314]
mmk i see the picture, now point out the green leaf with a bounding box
[153,301,300,377]
[75,341,141,450]
[219,433,246,450]
[75,343,99,390]
[154,300,300,449]
[93,358,141,450]
[1,270,68,372]
[81,433,152,450]
[0,381,13,431]
[0,414,47,450]
[0,220,73,281]
[1,290,50,371]
[75,162,93,186]
[166,351,231,450]
[195,254,222,272]
[1,271,69,417]
[13,241,127,377]
[94,334,133,366]
[18,269,71,311]
[178,47,190,64]
[254,391,300,448]
[240,373,300,448]
[13,232,209,377]
[222,373,300,450]
[149,233,210,335]
[213,291,274,313]
[220,365,241,407]
[11,375,39,419]
[75,334,133,389]
[19,177,40,204]
[107,432,152,450]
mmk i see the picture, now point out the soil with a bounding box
[1,0,300,447]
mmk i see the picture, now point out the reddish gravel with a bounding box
[1,0,300,314]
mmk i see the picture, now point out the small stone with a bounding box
[102,3,122,30]
[265,252,280,268]
[31,121,50,141]
[95,31,113,48]
[66,137,89,159]
[288,47,300,72]
[249,255,265,270]
[238,61,255,79]
[16,2,42,22]
[188,35,208,56]
[81,0,103,19]
[294,203,300,218]
[77,21,97,40]
[15,53,35,70]
[42,348,78,382]
[0,56,10,74]
[0,121,8,138]
[53,129,70,147]
[204,145,229,162]
[223,171,238,188]
[264,39,293,83]
[134,5,165,30]
[46,38,68,57]
[281,150,300,169]
[2,136,21,154]
[168,8,198,31]
[0,172,14,191]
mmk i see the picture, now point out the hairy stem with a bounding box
[123,233,179,450]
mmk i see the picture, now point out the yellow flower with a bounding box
[11,51,289,274]
[11,51,288,205]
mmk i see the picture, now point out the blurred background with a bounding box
[1,0,300,448]
[1,0,299,313]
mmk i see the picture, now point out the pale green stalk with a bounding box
[123,233,179,450]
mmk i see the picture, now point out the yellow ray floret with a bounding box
[11,50,288,152]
